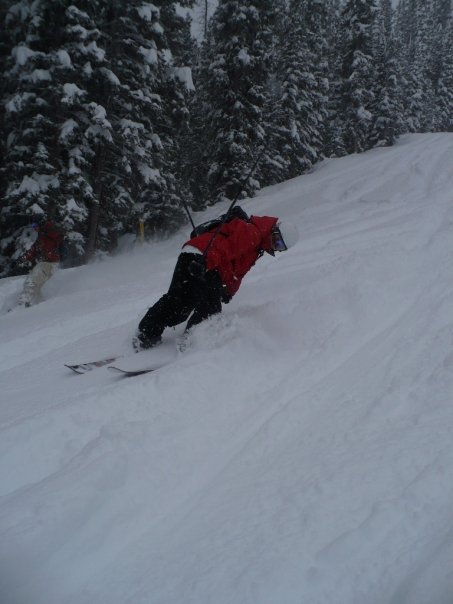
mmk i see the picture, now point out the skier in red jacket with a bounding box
[17,219,64,307]
[134,208,298,350]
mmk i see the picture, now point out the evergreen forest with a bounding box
[0,0,452,276]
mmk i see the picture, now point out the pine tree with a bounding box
[324,0,348,157]
[267,0,330,182]
[299,0,330,162]
[339,0,378,154]
[84,0,192,254]
[369,0,403,146]
[432,0,453,131]
[0,0,196,274]
[52,1,107,262]
[414,0,436,131]
[394,0,437,133]
[195,0,279,203]
[191,0,216,40]
[0,1,13,213]
[159,1,197,220]
[184,37,211,210]
[1,0,72,271]
[436,21,453,131]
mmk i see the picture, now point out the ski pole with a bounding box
[202,144,267,256]
[178,191,196,231]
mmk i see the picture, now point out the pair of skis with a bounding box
[65,356,161,377]
[66,334,188,377]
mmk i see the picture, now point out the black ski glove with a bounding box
[221,287,232,304]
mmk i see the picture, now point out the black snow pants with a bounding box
[137,252,224,343]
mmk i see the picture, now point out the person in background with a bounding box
[17,218,63,307]
[134,207,299,351]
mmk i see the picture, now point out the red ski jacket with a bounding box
[25,221,62,263]
[184,215,278,296]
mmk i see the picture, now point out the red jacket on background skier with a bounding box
[24,221,63,263]
[17,219,64,307]
[134,207,299,351]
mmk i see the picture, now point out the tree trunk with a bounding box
[85,199,100,261]
[204,0,208,38]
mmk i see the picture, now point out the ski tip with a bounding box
[107,366,126,374]
[64,364,84,374]
[64,356,122,374]
[107,365,156,376]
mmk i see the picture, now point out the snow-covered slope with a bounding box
[1,133,452,604]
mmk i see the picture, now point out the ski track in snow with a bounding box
[0,134,452,604]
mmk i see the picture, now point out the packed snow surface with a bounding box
[1,134,453,604]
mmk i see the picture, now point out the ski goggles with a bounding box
[31,222,39,229]
[271,227,287,251]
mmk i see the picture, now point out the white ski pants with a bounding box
[18,261,58,306]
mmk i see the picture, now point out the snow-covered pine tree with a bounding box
[191,0,216,40]
[0,1,12,220]
[158,1,197,221]
[339,0,378,154]
[85,0,193,255]
[258,0,291,186]
[1,0,71,273]
[431,0,453,131]
[436,17,453,131]
[51,1,107,263]
[195,0,279,203]
[324,0,348,158]
[0,0,196,273]
[394,0,437,133]
[369,0,403,147]
[267,0,329,182]
[297,0,330,163]
[414,0,437,131]
[184,31,215,210]
[430,0,449,90]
